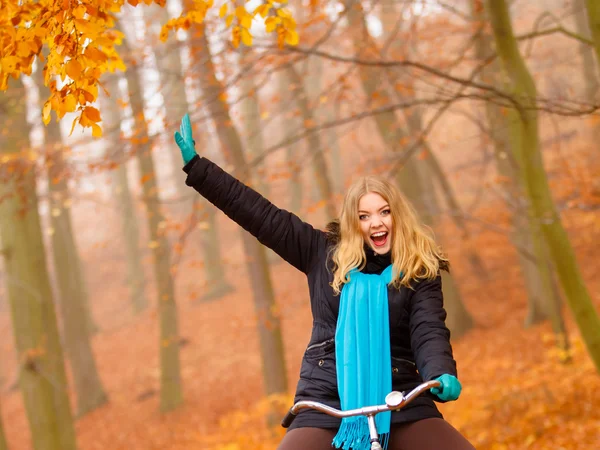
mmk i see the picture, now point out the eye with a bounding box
[381,209,391,216]
[359,214,368,220]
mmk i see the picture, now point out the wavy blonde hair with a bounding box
[330,175,448,294]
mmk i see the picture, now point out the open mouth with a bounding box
[370,231,388,247]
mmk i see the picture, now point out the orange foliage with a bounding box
[3,191,599,449]
[1,0,297,136]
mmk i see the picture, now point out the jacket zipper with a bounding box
[392,357,416,366]
[306,338,334,351]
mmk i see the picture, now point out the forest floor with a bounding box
[2,156,600,449]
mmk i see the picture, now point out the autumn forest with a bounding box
[1,0,600,449]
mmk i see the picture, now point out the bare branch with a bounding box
[517,26,594,46]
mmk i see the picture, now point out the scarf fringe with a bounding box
[332,416,390,450]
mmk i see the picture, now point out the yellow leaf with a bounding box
[231,26,241,48]
[42,100,52,125]
[225,14,234,28]
[241,28,252,46]
[254,4,272,18]
[219,3,228,18]
[285,29,299,46]
[235,6,246,20]
[73,4,87,19]
[83,106,101,123]
[159,26,170,42]
[69,117,78,136]
[240,15,252,29]
[277,8,292,19]
[84,46,108,63]
[82,83,98,102]
[63,94,77,113]
[265,17,280,33]
[91,123,102,138]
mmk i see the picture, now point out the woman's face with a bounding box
[358,192,393,255]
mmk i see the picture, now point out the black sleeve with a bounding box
[408,275,457,386]
[183,155,325,274]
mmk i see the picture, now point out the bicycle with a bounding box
[281,379,441,450]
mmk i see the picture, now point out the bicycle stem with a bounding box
[367,414,383,450]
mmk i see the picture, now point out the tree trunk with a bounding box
[100,73,149,314]
[348,0,473,338]
[0,396,8,450]
[120,24,183,411]
[143,4,191,201]
[486,0,600,370]
[585,0,600,69]
[304,53,344,196]
[189,22,288,396]
[147,5,233,297]
[197,205,235,300]
[238,49,270,197]
[238,47,285,266]
[33,64,107,417]
[287,64,337,221]
[576,0,600,194]
[31,67,99,336]
[471,0,563,328]
[441,272,474,336]
[0,78,77,450]
[278,69,303,213]
[576,0,599,97]
[378,1,486,278]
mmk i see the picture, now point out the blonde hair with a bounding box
[330,175,448,294]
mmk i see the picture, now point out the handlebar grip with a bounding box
[281,409,298,428]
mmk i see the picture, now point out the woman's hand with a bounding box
[174,113,198,165]
[430,374,462,401]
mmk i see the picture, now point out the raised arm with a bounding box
[408,275,461,402]
[175,115,325,274]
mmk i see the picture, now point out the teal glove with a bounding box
[174,113,198,165]
[430,374,462,401]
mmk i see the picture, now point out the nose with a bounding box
[371,217,383,228]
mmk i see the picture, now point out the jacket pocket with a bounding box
[305,337,335,357]
[391,356,417,376]
[300,338,338,397]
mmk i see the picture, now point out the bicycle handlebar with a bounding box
[281,380,441,428]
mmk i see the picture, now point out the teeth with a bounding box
[372,232,387,237]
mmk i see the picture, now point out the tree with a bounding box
[99,71,149,314]
[346,0,474,338]
[0,396,7,450]
[485,0,600,371]
[32,61,108,417]
[377,0,486,280]
[576,0,599,98]
[0,78,77,450]
[471,0,565,332]
[277,68,303,214]
[118,18,183,412]
[145,4,234,300]
[286,63,337,220]
[1,0,297,134]
[188,19,288,397]
[585,0,600,70]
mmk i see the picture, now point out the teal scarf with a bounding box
[333,264,394,450]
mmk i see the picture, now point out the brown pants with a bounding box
[277,419,476,450]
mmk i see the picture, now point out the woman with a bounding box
[175,115,475,450]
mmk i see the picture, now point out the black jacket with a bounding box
[184,155,458,429]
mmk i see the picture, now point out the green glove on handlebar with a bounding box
[430,374,462,401]
[174,113,198,165]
